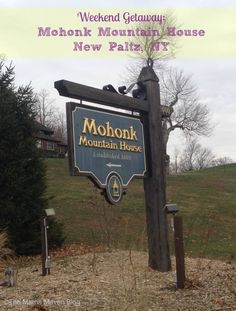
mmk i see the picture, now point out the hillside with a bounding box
[46,159,236,260]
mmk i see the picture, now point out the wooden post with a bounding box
[174,216,185,288]
[139,65,171,272]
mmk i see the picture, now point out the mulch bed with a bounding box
[0,249,235,310]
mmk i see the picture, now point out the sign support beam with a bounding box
[55,80,172,117]
[139,66,171,272]
[55,80,149,113]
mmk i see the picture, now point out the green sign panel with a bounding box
[68,104,146,203]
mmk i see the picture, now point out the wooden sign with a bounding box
[66,103,146,204]
[55,64,171,272]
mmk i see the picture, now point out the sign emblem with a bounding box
[106,174,123,204]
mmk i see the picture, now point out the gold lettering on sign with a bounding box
[82,118,97,135]
[78,136,143,153]
[82,118,138,141]
[79,136,118,150]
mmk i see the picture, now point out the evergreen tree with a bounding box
[0,59,64,255]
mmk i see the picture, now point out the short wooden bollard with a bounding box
[173,215,186,289]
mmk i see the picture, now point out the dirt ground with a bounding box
[0,250,235,311]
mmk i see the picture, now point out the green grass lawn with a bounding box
[45,158,236,260]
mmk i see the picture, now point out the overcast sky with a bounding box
[1,0,236,161]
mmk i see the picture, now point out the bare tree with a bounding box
[123,11,179,85]
[178,138,215,172]
[195,147,215,169]
[129,10,179,62]
[212,157,233,167]
[51,112,67,142]
[160,68,212,151]
[124,63,212,155]
[34,89,67,142]
[169,147,180,174]
[34,89,57,127]
[124,11,179,85]
[179,138,201,171]
[123,13,213,156]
